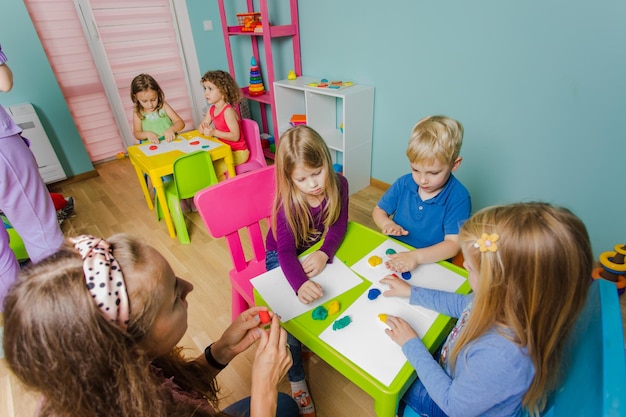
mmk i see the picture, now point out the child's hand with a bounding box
[385,251,419,273]
[297,280,323,304]
[199,122,215,137]
[163,129,177,142]
[380,274,412,298]
[384,315,419,346]
[145,132,160,144]
[301,250,329,278]
[381,221,409,237]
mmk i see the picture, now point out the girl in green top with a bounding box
[131,73,185,144]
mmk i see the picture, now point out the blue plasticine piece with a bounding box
[401,271,412,280]
[368,288,382,300]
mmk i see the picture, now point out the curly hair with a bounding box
[2,234,228,417]
[201,70,241,105]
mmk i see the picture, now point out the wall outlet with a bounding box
[203,20,213,31]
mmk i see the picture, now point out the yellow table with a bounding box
[127,131,235,238]
[254,222,471,417]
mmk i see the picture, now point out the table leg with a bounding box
[153,179,176,238]
[374,393,399,417]
[131,160,154,210]
[225,152,236,178]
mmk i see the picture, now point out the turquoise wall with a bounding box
[188,0,626,258]
[0,0,93,176]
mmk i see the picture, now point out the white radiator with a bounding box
[6,103,66,184]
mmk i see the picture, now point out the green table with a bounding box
[254,221,470,417]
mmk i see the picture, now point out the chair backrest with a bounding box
[173,150,218,199]
[194,165,275,319]
[235,118,267,175]
[539,278,626,417]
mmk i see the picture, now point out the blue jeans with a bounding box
[266,250,305,382]
[223,392,299,417]
[399,378,448,417]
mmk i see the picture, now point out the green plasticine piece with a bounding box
[386,248,396,255]
[332,315,352,331]
[312,305,328,320]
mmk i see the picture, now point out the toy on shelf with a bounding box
[236,12,262,32]
[248,57,266,96]
[287,69,297,80]
[592,243,626,296]
[307,78,355,90]
[289,114,306,126]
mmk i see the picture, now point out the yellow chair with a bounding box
[156,150,218,244]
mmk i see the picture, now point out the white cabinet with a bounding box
[7,103,66,184]
[273,76,374,194]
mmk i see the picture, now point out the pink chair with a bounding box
[194,165,275,320]
[235,118,267,175]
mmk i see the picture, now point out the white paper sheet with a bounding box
[351,240,466,293]
[251,256,363,322]
[318,290,438,386]
[316,239,468,386]
[138,136,220,156]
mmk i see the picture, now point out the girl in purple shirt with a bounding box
[265,125,349,417]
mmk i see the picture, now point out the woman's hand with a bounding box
[380,274,412,298]
[250,314,292,417]
[211,306,271,364]
[384,315,419,346]
[301,250,329,278]
[297,280,323,304]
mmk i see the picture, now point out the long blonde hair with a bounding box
[452,203,592,416]
[272,125,342,246]
[3,234,226,417]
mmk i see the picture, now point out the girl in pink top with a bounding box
[197,70,250,178]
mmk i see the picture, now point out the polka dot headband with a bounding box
[71,235,130,329]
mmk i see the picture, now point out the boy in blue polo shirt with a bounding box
[372,115,471,273]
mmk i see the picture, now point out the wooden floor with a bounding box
[2,157,625,417]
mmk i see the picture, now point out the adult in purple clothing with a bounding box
[0,43,63,311]
[265,125,349,417]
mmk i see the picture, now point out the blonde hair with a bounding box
[452,203,592,416]
[406,115,463,165]
[130,73,165,120]
[273,125,342,246]
[3,234,225,417]
[200,70,241,105]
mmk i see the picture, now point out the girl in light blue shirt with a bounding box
[381,202,592,417]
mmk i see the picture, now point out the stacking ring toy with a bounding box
[592,267,626,289]
[599,251,626,275]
